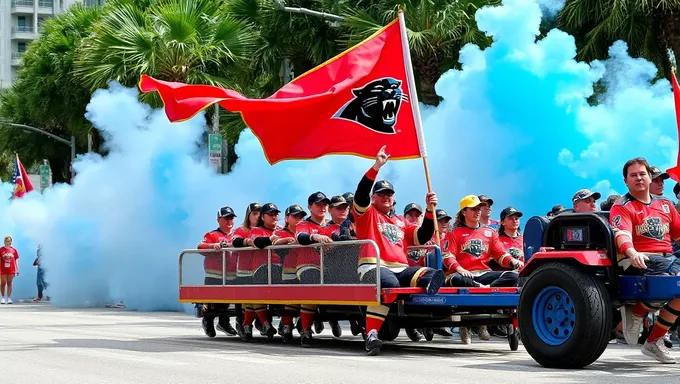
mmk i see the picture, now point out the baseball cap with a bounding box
[248,202,262,212]
[436,209,452,221]
[285,204,306,217]
[260,203,280,215]
[651,166,670,180]
[330,195,349,208]
[500,206,523,221]
[572,189,601,203]
[308,191,331,205]
[478,195,494,206]
[372,180,395,194]
[403,202,423,215]
[342,192,354,203]
[459,195,482,210]
[550,205,565,215]
[217,206,236,218]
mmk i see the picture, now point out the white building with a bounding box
[0,0,104,89]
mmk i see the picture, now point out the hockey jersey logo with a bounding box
[507,247,523,260]
[378,222,404,245]
[635,216,669,241]
[461,238,487,258]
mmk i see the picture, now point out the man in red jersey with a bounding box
[353,146,445,356]
[197,206,238,338]
[611,157,680,363]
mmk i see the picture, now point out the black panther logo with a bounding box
[333,77,408,134]
[507,248,523,260]
[635,217,670,241]
[378,222,404,245]
[461,239,487,259]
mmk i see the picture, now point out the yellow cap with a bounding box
[459,194,482,210]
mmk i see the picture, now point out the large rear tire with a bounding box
[518,262,611,369]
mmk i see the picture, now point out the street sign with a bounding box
[208,133,223,173]
[39,164,51,192]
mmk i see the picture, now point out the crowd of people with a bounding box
[0,238,49,304]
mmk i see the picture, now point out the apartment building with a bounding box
[0,0,104,89]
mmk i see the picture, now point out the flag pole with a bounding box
[397,9,441,247]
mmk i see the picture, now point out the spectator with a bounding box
[547,204,565,217]
[1,236,19,304]
[650,166,669,197]
[600,195,622,212]
[572,189,601,213]
[478,195,500,229]
[33,245,49,302]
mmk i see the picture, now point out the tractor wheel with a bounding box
[508,326,519,351]
[423,327,434,341]
[518,262,611,369]
[378,316,400,342]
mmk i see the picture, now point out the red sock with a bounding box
[300,310,315,330]
[281,315,294,327]
[647,323,669,343]
[632,303,651,317]
[255,309,269,325]
[243,309,255,326]
[365,316,384,333]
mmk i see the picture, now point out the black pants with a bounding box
[361,266,439,289]
[204,277,231,325]
[445,270,518,288]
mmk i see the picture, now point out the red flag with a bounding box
[139,18,422,165]
[666,70,680,182]
[12,153,34,198]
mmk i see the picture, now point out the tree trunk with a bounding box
[656,7,680,78]
[413,49,443,107]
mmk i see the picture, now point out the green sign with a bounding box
[208,133,223,173]
[39,164,50,192]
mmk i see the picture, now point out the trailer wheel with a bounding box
[423,327,434,341]
[519,262,611,369]
[378,315,400,342]
[508,327,519,351]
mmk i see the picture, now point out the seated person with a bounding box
[572,189,601,213]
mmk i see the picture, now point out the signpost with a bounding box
[208,133,223,173]
[39,160,51,192]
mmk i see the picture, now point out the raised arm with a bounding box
[353,146,390,217]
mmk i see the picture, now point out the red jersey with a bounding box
[0,247,18,275]
[275,228,298,280]
[610,193,680,262]
[295,218,325,274]
[498,233,524,262]
[233,226,254,277]
[442,225,512,275]
[249,226,282,272]
[354,204,418,274]
[197,229,235,280]
[408,230,446,267]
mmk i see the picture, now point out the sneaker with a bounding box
[620,305,643,346]
[295,318,303,336]
[33,297,41,302]
[313,320,325,335]
[460,327,471,345]
[0,298,5,304]
[642,338,676,364]
[365,329,383,356]
[263,322,276,341]
[240,325,253,342]
[330,320,342,338]
[405,328,422,342]
[201,317,216,338]
[426,270,445,295]
[664,333,673,349]
[216,318,237,336]
[5,298,10,304]
[281,325,293,344]
[478,326,491,341]
[433,327,454,337]
[350,320,365,337]
[301,329,312,348]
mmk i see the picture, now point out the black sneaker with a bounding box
[240,325,253,342]
[365,330,383,356]
[314,320,325,335]
[350,320,365,337]
[405,328,423,342]
[301,329,313,348]
[295,318,303,336]
[202,317,216,338]
[263,322,277,341]
[330,321,342,338]
[426,270,445,295]
[216,318,237,336]
[281,325,294,344]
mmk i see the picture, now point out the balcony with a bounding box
[11,52,25,66]
[11,26,36,40]
[11,0,33,14]
[38,0,54,14]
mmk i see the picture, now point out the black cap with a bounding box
[217,206,236,218]
[600,194,621,211]
[572,189,601,203]
[651,166,670,180]
[249,202,262,212]
[436,209,452,221]
[478,195,494,206]
[551,204,565,215]
[285,204,306,217]
[500,206,523,221]
[674,183,680,196]
[342,192,354,203]
[330,195,349,208]
[308,191,331,205]
[372,180,395,194]
[260,203,280,215]
[403,202,423,215]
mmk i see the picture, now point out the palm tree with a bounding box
[558,0,680,79]
[340,0,500,106]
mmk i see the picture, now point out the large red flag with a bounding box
[666,70,680,182]
[12,153,34,198]
[139,18,422,165]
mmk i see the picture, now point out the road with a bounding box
[0,303,678,384]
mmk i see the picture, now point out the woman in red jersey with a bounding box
[231,202,262,336]
[489,207,525,271]
[0,236,19,304]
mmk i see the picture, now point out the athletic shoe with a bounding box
[642,338,676,364]
[620,305,643,346]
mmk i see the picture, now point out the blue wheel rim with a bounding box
[532,286,575,346]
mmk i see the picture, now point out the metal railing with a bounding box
[11,0,33,7]
[38,0,53,8]
[11,52,25,60]
[12,26,34,34]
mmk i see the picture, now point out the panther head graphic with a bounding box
[461,239,484,259]
[333,77,408,134]
[507,247,523,260]
[636,216,669,241]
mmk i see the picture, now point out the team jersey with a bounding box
[233,226,254,277]
[498,233,524,262]
[408,230,446,267]
[610,193,680,262]
[197,228,235,280]
[0,247,18,275]
[249,226,282,272]
[276,228,298,280]
[295,218,325,274]
[442,225,512,275]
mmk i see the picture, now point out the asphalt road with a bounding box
[0,303,679,384]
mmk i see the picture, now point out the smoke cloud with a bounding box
[0,0,676,308]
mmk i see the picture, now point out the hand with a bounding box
[313,234,333,243]
[510,259,524,270]
[212,243,221,250]
[269,235,280,244]
[425,192,438,208]
[456,267,473,278]
[245,238,254,247]
[274,238,295,245]
[629,250,649,269]
[372,145,390,171]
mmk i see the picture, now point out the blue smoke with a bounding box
[0,0,676,308]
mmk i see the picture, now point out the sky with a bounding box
[0,0,677,309]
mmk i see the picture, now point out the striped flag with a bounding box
[12,153,34,198]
